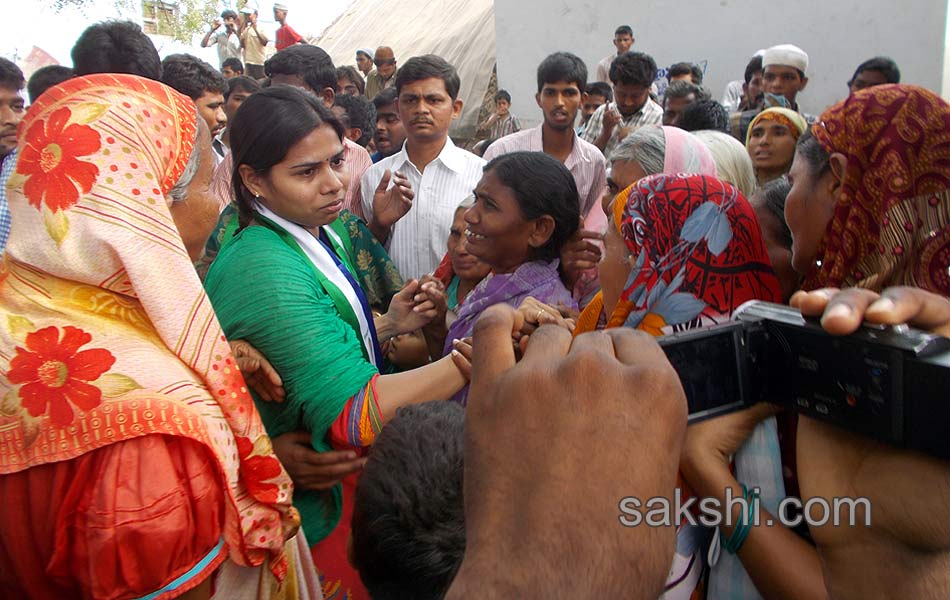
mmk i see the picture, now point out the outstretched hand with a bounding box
[372,169,415,230]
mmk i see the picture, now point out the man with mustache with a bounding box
[360,55,485,280]
[160,54,230,166]
[482,52,607,304]
[0,58,25,253]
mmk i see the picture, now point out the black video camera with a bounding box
[659,301,950,461]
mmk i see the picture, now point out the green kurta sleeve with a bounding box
[204,225,379,543]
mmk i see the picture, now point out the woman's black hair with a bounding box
[795,128,831,179]
[755,176,793,248]
[482,151,580,262]
[229,84,345,227]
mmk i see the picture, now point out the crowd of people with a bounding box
[0,9,947,600]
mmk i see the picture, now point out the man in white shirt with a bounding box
[595,25,634,84]
[201,10,242,69]
[361,55,485,280]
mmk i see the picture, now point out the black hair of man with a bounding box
[27,65,73,103]
[664,79,705,102]
[756,176,793,248]
[668,61,703,85]
[351,401,466,600]
[494,89,511,103]
[160,54,228,101]
[536,51,587,93]
[849,56,901,86]
[0,58,25,92]
[585,81,613,102]
[678,99,729,133]
[71,20,162,80]
[221,9,238,20]
[334,92,376,146]
[615,25,633,36]
[222,57,244,75]
[372,86,399,110]
[336,65,365,95]
[744,55,763,85]
[264,44,337,94]
[609,51,657,88]
[225,75,261,100]
[395,54,460,100]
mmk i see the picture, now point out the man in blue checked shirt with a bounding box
[0,58,25,253]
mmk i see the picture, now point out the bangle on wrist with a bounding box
[720,484,759,555]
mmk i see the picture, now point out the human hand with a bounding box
[790,286,950,337]
[560,229,603,284]
[386,279,436,334]
[372,169,414,229]
[603,104,622,132]
[448,305,686,598]
[271,431,366,491]
[229,339,284,402]
[449,337,472,380]
[515,296,575,337]
[211,17,222,30]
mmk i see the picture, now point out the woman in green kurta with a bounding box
[204,85,468,597]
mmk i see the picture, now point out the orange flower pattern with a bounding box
[7,326,116,426]
[18,106,102,213]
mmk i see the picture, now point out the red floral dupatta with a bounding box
[0,74,297,578]
[805,84,950,295]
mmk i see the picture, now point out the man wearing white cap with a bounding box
[356,48,374,78]
[762,43,810,116]
[274,3,303,50]
[239,3,268,80]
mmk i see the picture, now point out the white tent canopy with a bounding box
[315,0,495,138]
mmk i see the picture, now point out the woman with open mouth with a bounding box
[443,151,580,404]
[745,107,807,187]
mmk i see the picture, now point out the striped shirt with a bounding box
[0,149,16,253]
[361,137,485,280]
[341,138,372,218]
[581,99,663,158]
[482,125,607,218]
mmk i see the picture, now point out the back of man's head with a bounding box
[27,65,74,103]
[536,51,587,93]
[850,56,901,85]
[395,54,460,100]
[372,86,399,110]
[0,58,25,94]
[664,79,704,103]
[334,92,376,146]
[264,44,337,93]
[351,401,466,600]
[160,54,227,101]
[71,20,162,80]
[668,61,703,85]
[226,75,262,101]
[586,81,613,102]
[609,51,657,87]
[678,99,729,133]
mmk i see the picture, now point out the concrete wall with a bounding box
[495,0,948,128]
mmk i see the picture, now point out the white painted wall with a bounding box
[495,0,949,128]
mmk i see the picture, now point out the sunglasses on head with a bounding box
[374,58,396,67]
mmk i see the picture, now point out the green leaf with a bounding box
[96,373,143,398]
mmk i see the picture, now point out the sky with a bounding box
[0,0,355,69]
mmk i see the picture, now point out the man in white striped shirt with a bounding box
[582,52,663,158]
[361,55,485,280]
[482,52,608,303]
